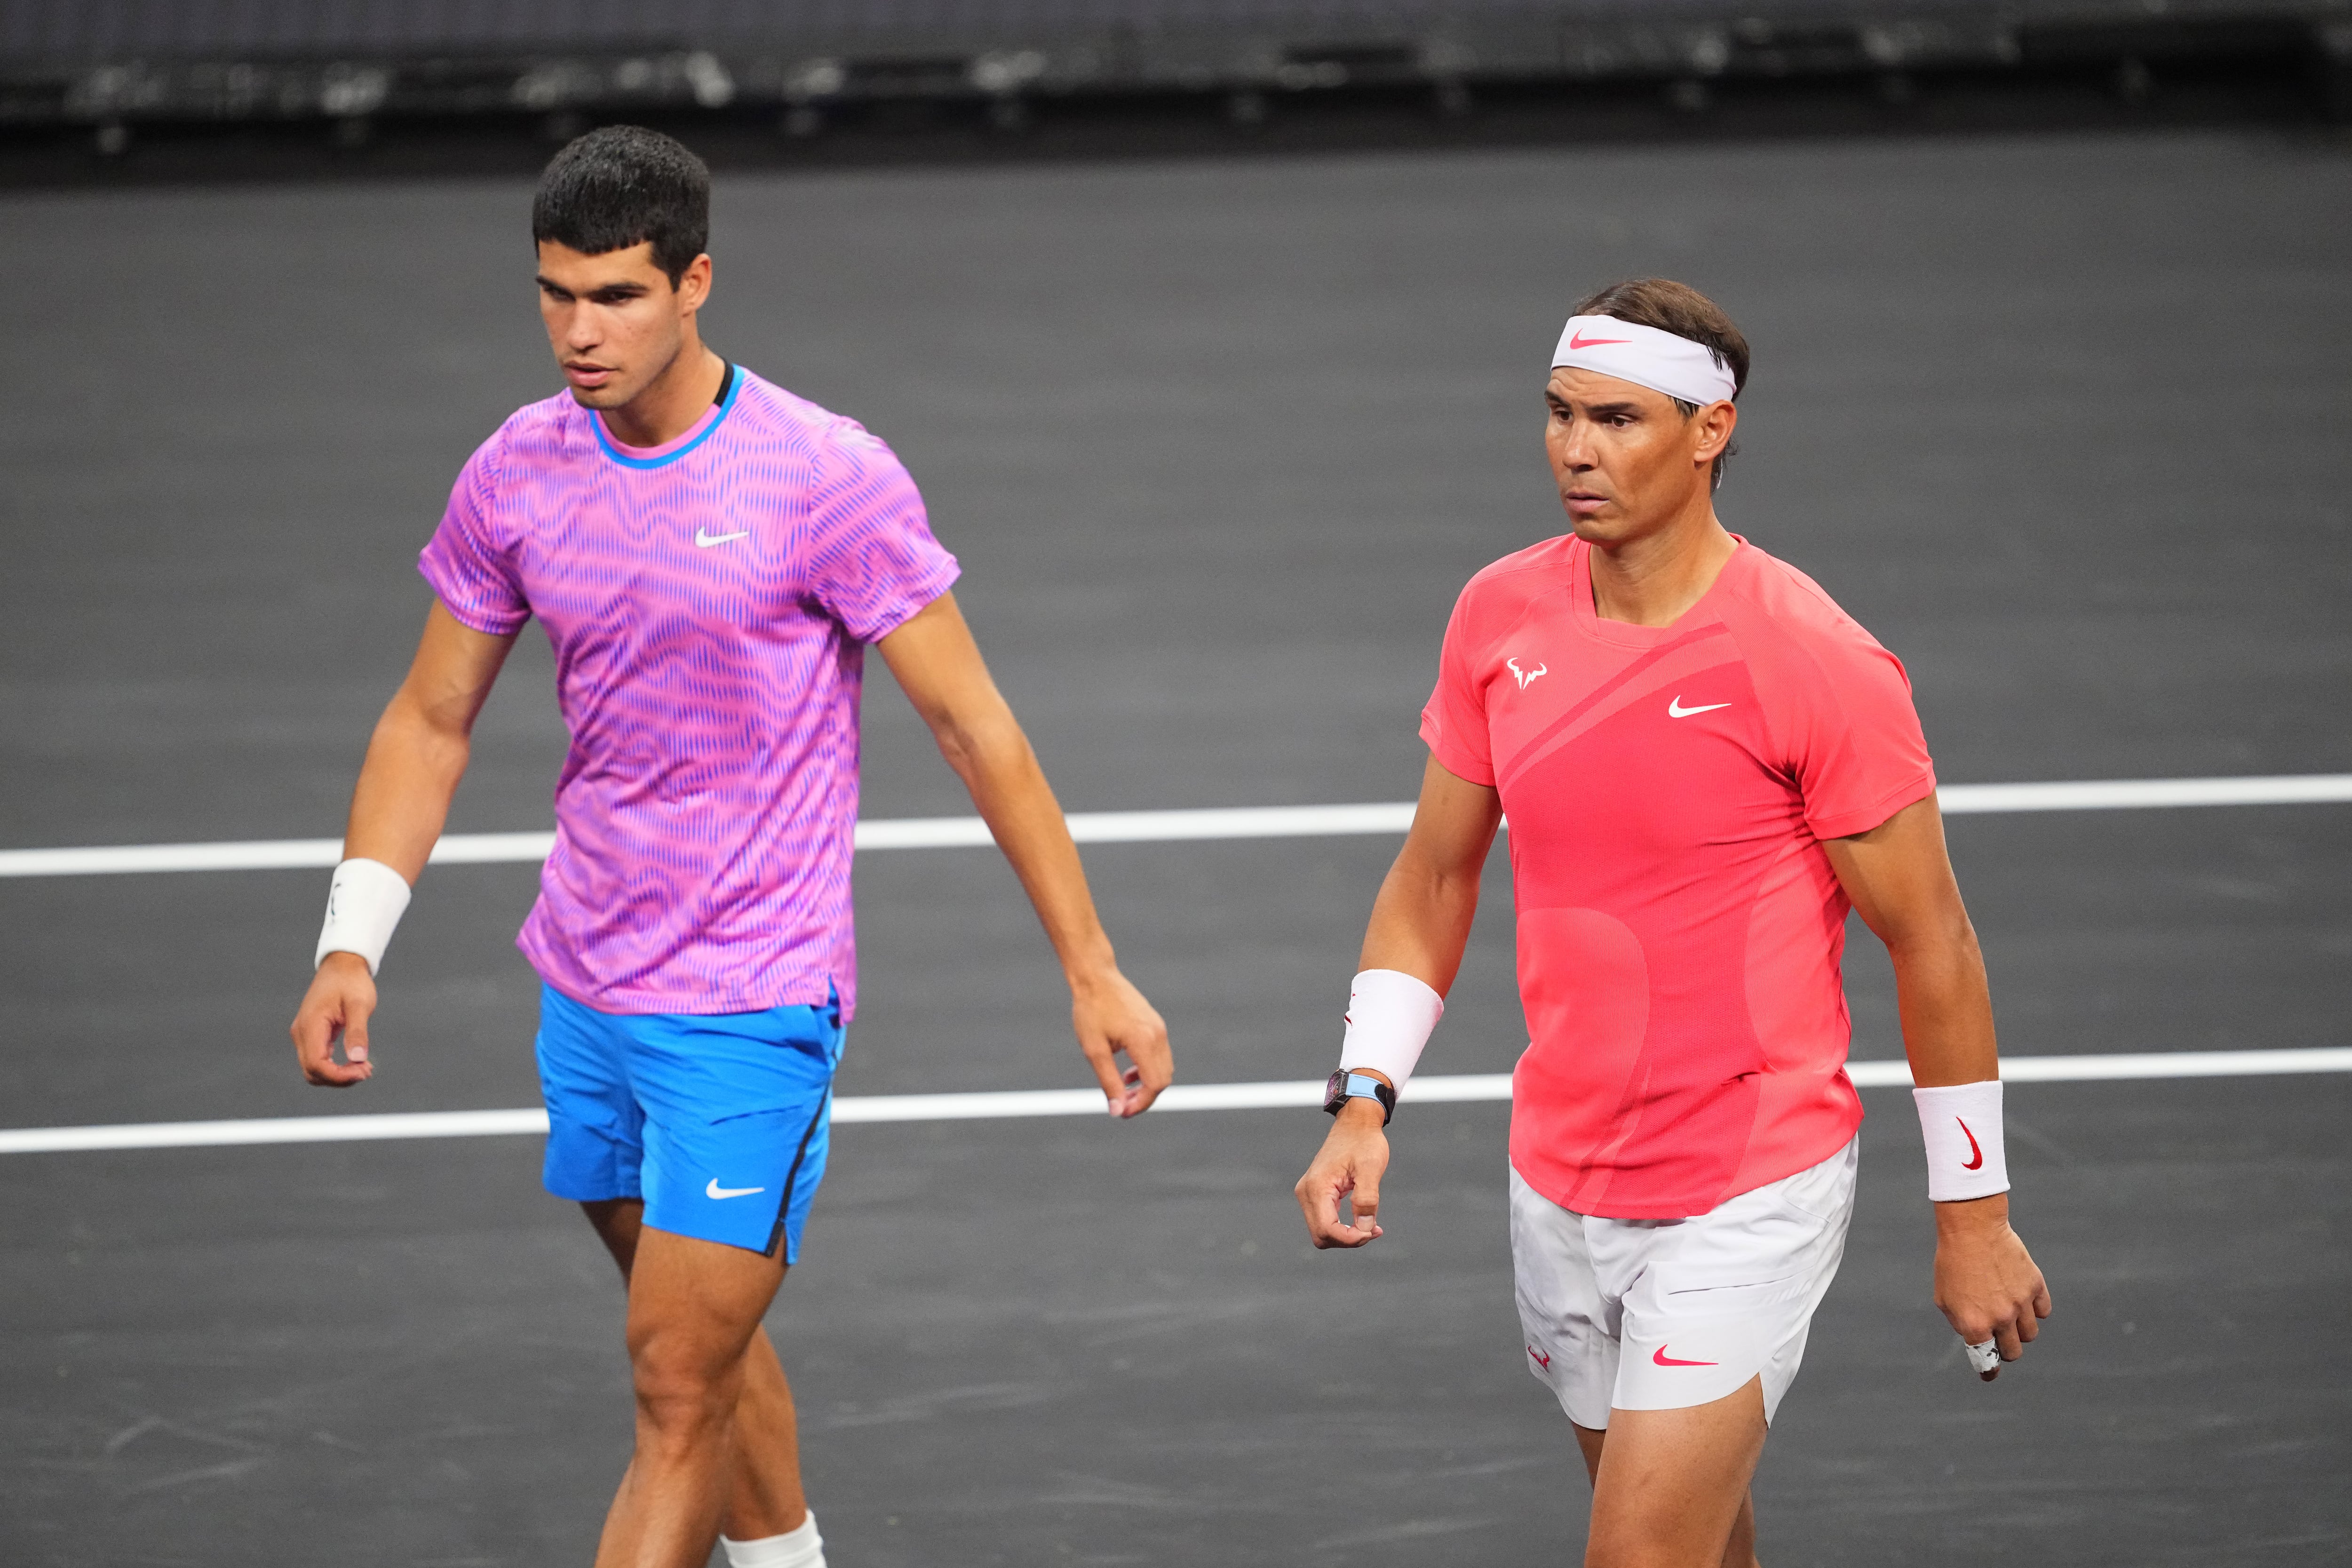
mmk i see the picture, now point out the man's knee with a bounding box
[628,1321,747,1437]
[1585,1497,1756,1568]
[1585,1506,1720,1568]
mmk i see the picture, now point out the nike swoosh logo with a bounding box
[1957,1117,1984,1171]
[1529,1346,1551,1370]
[1668,697,1731,717]
[1653,1345,1718,1368]
[1569,331,1630,350]
[705,1179,766,1200]
[695,528,751,548]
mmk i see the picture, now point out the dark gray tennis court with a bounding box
[3,128,2349,1565]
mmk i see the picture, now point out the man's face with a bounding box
[535,239,710,409]
[1542,367,1731,543]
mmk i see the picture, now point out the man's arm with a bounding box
[1294,756,1502,1248]
[876,592,1171,1118]
[289,601,518,1087]
[1825,795,2053,1373]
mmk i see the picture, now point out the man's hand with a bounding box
[291,953,379,1087]
[1933,1194,2051,1378]
[1074,967,1171,1118]
[1295,1097,1391,1248]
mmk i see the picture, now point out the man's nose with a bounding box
[1558,419,1599,469]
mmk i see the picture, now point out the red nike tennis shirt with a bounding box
[1422,535,1936,1219]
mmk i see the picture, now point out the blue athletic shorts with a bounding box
[534,982,844,1261]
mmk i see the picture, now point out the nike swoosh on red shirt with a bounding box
[1957,1117,1984,1171]
[1652,1345,1717,1368]
[1569,331,1630,349]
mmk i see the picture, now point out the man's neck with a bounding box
[1588,504,1738,629]
[600,338,726,450]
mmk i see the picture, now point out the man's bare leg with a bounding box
[1570,1375,1768,1568]
[720,1322,809,1538]
[583,1201,809,1551]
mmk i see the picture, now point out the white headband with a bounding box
[1550,314,1736,406]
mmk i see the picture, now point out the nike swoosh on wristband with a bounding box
[706,1179,766,1199]
[695,528,751,548]
[1668,697,1731,717]
[1957,1118,1984,1171]
[1653,1345,1718,1368]
[1569,331,1631,349]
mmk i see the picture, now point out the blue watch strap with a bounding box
[1343,1072,1388,1101]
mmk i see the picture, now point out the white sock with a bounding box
[722,1510,824,1568]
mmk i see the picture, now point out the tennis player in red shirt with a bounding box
[1295,278,2050,1566]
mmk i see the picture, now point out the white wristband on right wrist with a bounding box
[1912,1079,2008,1202]
[1337,969,1444,1091]
[315,857,412,976]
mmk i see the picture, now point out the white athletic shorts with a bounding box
[1510,1136,1858,1428]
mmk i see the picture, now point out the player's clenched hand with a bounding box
[1933,1194,2050,1379]
[291,952,378,1087]
[1072,966,1171,1118]
[1296,1100,1389,1248]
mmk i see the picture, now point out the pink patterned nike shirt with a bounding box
[420,366,959,1016]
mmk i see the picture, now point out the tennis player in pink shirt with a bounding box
[288,127,1171,1568]
[1295,278,2050,1566]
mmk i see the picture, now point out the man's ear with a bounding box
[677,253,714,313]
[1694,399,1738,465]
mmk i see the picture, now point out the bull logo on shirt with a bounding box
[1507,656,1548,691]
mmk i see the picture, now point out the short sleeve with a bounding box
[418,430,531,636]
[1782,633,1937,840]
[803,422,960,643]
[1418,583,1496,788]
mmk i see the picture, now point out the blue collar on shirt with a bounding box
[591,361,742,470]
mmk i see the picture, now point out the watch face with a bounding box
[1323,1071,1392,1123]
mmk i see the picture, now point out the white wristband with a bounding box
[1338,969,1444,1090]
[315,857,413,976]
[1912,1079,2008,1202]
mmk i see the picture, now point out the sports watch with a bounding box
[1323,1069,1397,1126]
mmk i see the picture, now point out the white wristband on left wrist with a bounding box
[1912,1079,2008,1202]
[1337,969,1444,1090]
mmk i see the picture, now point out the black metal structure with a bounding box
[3,0,2347,166]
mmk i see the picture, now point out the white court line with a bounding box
[1,775,2347,879]
[3,1047,2346,1156]
[1936,775,2352,814]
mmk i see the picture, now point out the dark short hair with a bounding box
[1570,278,1748,489]
[532,126,710,285]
